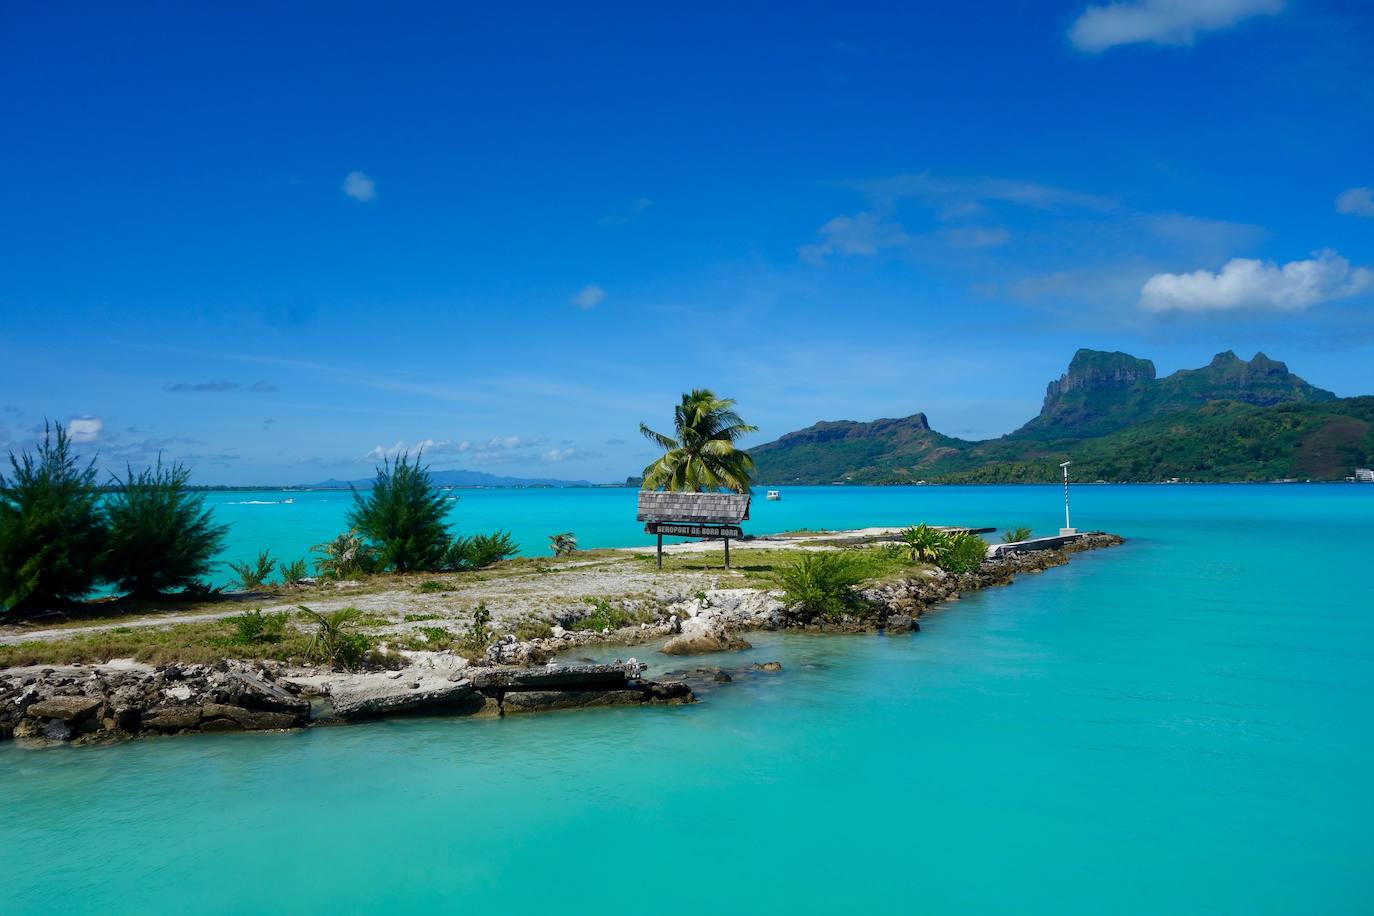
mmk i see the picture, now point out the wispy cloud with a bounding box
[342,171,376,202]
[1069,0,1283,53]
[164,380,277,394]
[799,212,911,264]
[1139,249,1374,313]
[599,197,654,225]
[1336,187,1374,218]
[570,284,606,309]
[851,172,1116,213]
[359,435,548,465]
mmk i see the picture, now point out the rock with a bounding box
[42,719,77,741]
[468,663,642,691]
[329,675,478,720]
[200,703,302,731]
[165,686,194,701]
[883,614,918,633]
[660,616,751,656]
[26,696,102,722]
[712,671,732,683]
[143,706,203,732]
[225,669,310,716]
[750,661,783,672]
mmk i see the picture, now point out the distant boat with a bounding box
[766,489,781,501]
[282,498,295,504]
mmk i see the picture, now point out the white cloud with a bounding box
[799,212,911,264]
[1069,0,1283,53]
[570,285,606,309]
[342,171,376,202]
[359,435,545,464]
[1139,249,1374,313]
[945,226,1010,250]
[67,416,103,443]
[541,447,577,462]
[1336,187,1374,218]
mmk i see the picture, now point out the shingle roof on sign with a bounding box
[636,490,751,524]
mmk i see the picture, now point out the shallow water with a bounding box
[3,485,1373,913]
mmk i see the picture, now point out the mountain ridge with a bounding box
[751,350,1368,484]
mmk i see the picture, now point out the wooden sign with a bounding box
[645,522,742,539]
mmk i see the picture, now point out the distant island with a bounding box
[752,350,1374,484]
[306,468,595,489]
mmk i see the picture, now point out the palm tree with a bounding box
[639,389,757,493]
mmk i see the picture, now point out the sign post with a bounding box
[1059,460,1077,536]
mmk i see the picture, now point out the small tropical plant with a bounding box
[0,423,106,613]
[941,532,988,575]
[899,524,948,564]
[278,558,310,586]
[298,605,369,670]
[549,531,578,557]
[1002,526,1033,543]
[102,458,229,599]
[774,552,865,622]
[639,389,757,493]
[227,549,277,591]
[227,609,289,644]
[348,452,451,572]
[446,530,518,571]
[312,530,379,580]
[461,602,494,654]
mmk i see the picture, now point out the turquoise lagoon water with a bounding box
[3,485,1373,913]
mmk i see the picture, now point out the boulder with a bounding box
[41,719,77,741]
[750,661,783,672]
[468,663,643,691]
[660,616,751,656]
[225,669,310,716]
[27,696,102,722]
[329,675,477,720]
[143,706,203,732]
[200,703,303,731]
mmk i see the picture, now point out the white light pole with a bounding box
[1059,460,1077,536]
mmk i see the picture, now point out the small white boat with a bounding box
[766,489,781,501]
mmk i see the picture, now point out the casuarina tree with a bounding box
[0,423,106,613]
[103,459,229,597]
[347,452,451,572]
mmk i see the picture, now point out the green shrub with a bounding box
[941,532,988,574]
[0,423,106,612]
[548,531,578,556]
[1001,527,1033,543]
[298,605,369,670]
[414,625,456,650]
[573,596,644,631]
[774,552,866,622]
[899,524,948,564]
[446,530,518,571]
[228,549,277,591]
[514,618,554,641]
[347,453,451,572]
[227,609,289,644]
[102,459,229,599]
[403,612,443,622]
[461,602,494,654]
[312,530,379,580]
[416,580,454,593]
[278,558,310,586]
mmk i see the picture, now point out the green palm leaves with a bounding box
[639,389,757,493]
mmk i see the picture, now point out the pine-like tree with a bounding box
[0,423,106,613]
[347,453,451,572]
[103,460,229,597]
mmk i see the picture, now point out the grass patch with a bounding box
[0,619,316,668]
[402,613,444,623]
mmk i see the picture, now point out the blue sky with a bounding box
[2,1,1372,484]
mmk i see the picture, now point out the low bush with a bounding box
[446,530,518,571]
[312,531,379,580]
[899,524,947,564]
[226,609,289,644]
[572,596,646,632]
[298,605,369,671]
[1001,527,1033,543]
[461,603,494,654]
[941,532,988,574]
[514,618,554,641]
[228,549,277,591]
[416,580,454,593]
[278,558,310,586]
[774,552,865,622]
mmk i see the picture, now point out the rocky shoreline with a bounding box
[0,532,1123,746]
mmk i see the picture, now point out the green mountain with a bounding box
[751,350,1370,484]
